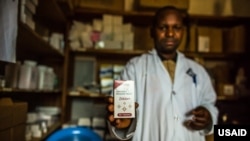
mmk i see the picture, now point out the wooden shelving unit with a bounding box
[0,0,69,140]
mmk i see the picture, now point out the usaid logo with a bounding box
[218,129,247,136]
[214,125,250,140]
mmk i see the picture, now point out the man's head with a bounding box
[151,6,185,58]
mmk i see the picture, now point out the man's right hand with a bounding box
[106,96,138,129]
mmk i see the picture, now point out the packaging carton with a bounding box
[114,80,135,118]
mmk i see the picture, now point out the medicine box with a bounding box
[114,80,135,118]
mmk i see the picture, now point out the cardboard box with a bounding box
[222,0,250,17]
[74,0,124,11]
[0,129,11,141]
[188,0,218,16]
[0,98,28,130]
[0,124,26,141]
[189,0,250,17]
[197,26,223,53]
[223,25,245,53]
[139,0,189,10]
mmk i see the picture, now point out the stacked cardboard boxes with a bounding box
[0,98,28,141]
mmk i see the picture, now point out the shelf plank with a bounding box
[217,95,250,101]
[70,48,146,62]
[68,93,107,99]
[17,22,64,60]
[71,47,146,56]
[74,7,155,17]
[70,48,245,61]
[189,14,250,27]
[73,8,250,26]
[0,87,62,94]
[184,52,246,60]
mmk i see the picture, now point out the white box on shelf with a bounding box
[103,14,113,25]
[78,117,91,127]
[113,15,123,25]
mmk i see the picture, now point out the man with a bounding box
[107,6,218,141]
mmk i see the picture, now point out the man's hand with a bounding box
[184,106,212,130]
[106,96,138,129]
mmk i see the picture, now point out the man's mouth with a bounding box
[166,41,174,46]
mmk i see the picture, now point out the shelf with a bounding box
[217,95,250,102]
[68,87,108,99]
[184,52,246,60]
[71,47,145,55]
[70,48,146,61]
[17,22,64,60]
[73,7,155,18]
[68,93,107,99]
[35,0,67,32]
[189,14,250,27]
[73,8,250,26]
[71,48,246,61]
[0,87,61,94]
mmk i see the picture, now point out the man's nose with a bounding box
[165,28,174,37]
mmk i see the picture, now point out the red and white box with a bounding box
[114,80,135,118]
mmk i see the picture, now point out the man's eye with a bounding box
[173,26,183,31]
[157,26,167,31]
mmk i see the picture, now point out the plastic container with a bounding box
[37,65,47,90]
[18,60,37,89]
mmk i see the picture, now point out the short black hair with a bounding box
[152,5,188,27]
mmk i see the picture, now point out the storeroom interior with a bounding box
[0,0,250,141]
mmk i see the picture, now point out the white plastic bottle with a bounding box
[37,65,47,90]
[18,60,37,89]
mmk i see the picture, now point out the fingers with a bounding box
[192,109,205,117]
[106,96,114,104]
[189,121,205,130]
[108,114,115,123]
[107,104,114,112]
[106,96,136,129]
[115,118,132,129]
[106,96,114,113]
[192,116,207,123]
[108,114,132,129]
[185,106,212,130]
[135,102,139,109]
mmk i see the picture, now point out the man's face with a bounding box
[152,10,184,54]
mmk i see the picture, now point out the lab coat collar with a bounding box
[148,48,185,62]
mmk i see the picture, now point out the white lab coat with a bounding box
[109,49,218,141]
[0,0,18,63]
